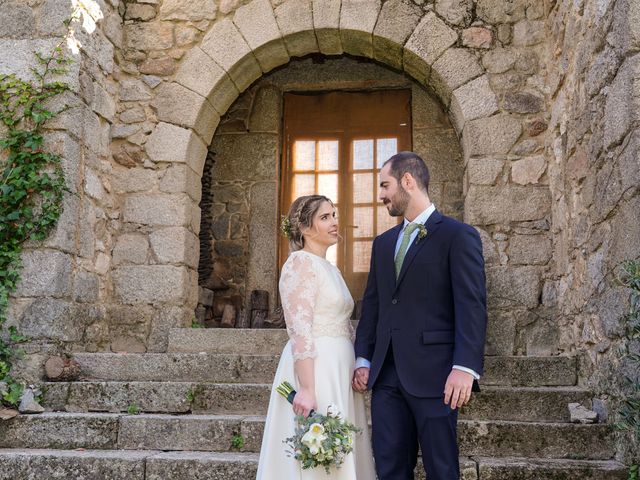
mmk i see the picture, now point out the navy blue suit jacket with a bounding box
[354,210,487,398]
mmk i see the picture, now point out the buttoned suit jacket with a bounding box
[354,210,487,398]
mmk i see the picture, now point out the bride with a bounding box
[256,194,376,479]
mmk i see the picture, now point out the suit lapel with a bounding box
[394,210,443,290]
[381,223,403,292]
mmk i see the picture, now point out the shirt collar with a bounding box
[402,204,436,230]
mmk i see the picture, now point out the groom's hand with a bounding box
[444,369,474,409]
[352,367,369,393]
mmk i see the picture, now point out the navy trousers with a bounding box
[371,347,460,480]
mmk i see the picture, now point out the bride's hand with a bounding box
[352,367,369,393]
[293,389,317,417]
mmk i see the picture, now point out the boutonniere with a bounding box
[416,224,428,243]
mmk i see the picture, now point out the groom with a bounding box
[352,152,487,479]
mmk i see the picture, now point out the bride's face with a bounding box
[303,201,339,247]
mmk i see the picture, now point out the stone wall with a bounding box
[2,0,563,361]
[459,1,556,357]
[2,0,122,379]
[3,1,636,432]
[197,56,464,324]
[544,0,640,461]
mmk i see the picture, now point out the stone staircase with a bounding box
[0,328,627,479]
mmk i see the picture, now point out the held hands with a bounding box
[352,367,369,393]
[351,366,474,406]
[292,388,317,417]
[444,369,474,409]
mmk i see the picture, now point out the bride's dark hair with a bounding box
[285,194,333,252]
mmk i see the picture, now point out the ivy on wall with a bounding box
[0,43,72,408]
[617,260,640,477]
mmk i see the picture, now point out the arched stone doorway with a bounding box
[118,0,550,354]
[196,55,464,327]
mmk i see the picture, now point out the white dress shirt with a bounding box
[355,204,480,380]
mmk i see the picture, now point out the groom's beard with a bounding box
[384,185,410,217]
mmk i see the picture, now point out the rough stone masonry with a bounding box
[0,0,638,463]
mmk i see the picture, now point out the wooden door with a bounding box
[281,90,412,301]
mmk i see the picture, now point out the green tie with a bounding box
[395,223,420,278]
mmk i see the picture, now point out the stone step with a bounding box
[73,352,280,384]
[458,420,614,459]
[167,328,289,355]
[0,448,472,480]
[42,382,268,415]
[0,413,616,460]
[145,451,261,480]
[476,457,627,479]
[119,415,617,460]
[0,413,120,450]
[460,386,592,423]
[0,448,152,480]
[144,452,477,480]
[0,449,627,480]
[72,352,578,386]
[0,449,254,480]
[43,381,592,423]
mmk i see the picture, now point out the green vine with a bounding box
[616,260,640,475]
[0,41,72,408]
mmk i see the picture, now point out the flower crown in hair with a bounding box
[280,215,293,239]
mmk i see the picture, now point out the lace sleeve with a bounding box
[279,253,318,361]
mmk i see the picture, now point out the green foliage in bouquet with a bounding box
[0,36,73,408]
[285,408,360,473]
[277,381,360,473]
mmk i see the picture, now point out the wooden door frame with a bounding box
[278,89,413,300]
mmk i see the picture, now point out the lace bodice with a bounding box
[279,250,355,361]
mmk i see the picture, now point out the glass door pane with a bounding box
[353,140,374,170]
[294,141,315,170]
[285,139,341,267]
[377,138,398,168]
[344,136,400,299]
[318,140,339,170]
[317,174,338,203]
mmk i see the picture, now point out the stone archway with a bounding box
[126,0,549,353]
[142,1,495,266]
[145,1,506,175]
[197,55,466,327]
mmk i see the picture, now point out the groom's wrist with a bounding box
[452,365,480,380]
[355,357,371,369]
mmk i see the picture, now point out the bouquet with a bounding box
[276,381,360,473]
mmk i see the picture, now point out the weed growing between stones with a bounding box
[0,29,74,408]
[186,387,196,404]
[231,433,245,450]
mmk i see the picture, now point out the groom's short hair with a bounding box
[383,151,430,193]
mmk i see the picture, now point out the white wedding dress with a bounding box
[256,250,376,480]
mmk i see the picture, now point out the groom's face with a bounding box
[379,164,410,217]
